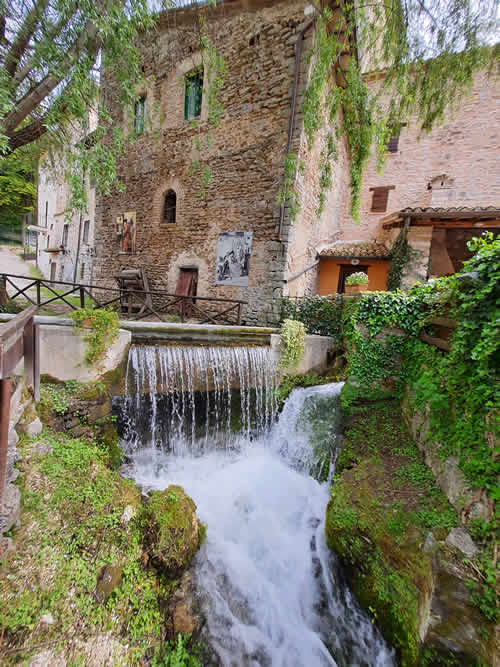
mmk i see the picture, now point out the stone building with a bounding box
[317,68,500,293]
[37,117,97,285]
[94,0,352,324]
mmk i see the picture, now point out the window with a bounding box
[387,123,406,153]
[184,69,203,121]
[83,219,90,244]
[62,224,69,246]
[80,263,85,281]
[134,97,146,134]
[370,186,395,213]
[45,201,48,227]
[163,190,176,224]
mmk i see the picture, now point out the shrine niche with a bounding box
[116,211,137,254]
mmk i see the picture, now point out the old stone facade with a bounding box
[335,68,500,288]
[94,0,350,324]
[37,116,97,286]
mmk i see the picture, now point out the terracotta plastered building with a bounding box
[316,67,500,292]
[94,0,353,324]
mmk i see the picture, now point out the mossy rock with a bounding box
[326,476,431,666]
[142,486,201,576]
[99,422,122,470]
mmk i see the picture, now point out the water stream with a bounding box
[116,345,396,667]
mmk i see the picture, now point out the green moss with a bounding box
[326,400,460,666]
[141,486,201,576]
[98,421,122,469]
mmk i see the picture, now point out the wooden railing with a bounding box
[0,306,40,504]
[1,273,246,326]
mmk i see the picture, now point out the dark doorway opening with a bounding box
[337,264,368,293]
[50,262,57,282]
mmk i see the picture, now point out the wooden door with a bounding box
[175,268,198,319]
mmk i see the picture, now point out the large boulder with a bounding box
[142,486,201,576]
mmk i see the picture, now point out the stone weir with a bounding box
[118,321,277,346]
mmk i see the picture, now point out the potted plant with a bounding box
[345,271,368,294]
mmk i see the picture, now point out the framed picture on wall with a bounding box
[121,211,137,254]
[216,231,253,286]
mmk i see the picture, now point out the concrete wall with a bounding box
[37,325,131,383]
[271,333,337,375]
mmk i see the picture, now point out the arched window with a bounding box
[163,189,176,224]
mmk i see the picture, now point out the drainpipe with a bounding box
[277,19,315,241]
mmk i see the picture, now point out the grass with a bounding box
[0,425,201,665]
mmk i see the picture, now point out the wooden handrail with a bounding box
[0,307,40,506]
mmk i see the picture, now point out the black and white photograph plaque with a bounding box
[216,231,253,286]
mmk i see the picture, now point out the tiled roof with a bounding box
[399,206,500,218]
[319,241,389,258]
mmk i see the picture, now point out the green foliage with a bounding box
[70,307,120,366]
[342,234,500,623]
[279,319,305,371]
[316,132,337,216]
[280,294,342,340]
[153,634,201,667]
[277,371,344,407]
[0,150,36,230]
[387,226,412,291]
[345,271,368,286]
[326,400,460,665]
[276,152,302,223]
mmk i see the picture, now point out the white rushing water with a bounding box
[117,346,396,667]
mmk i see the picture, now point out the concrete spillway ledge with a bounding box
[0,314,278,346]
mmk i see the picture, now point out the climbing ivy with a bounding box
[70,307,120,366]
[279,319,306,371]
[280,294,342,341]
[387,225,412,291]
[276,152,304,223]
[342,233,500,621]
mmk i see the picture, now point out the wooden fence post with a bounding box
[0,377,11,506]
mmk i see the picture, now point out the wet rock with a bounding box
[32,440,53,457]
[121,504,137,523]
[95,565,123,602]
[171,571,202,635]
[445,528,478,559]
[29,650,66,666]
[142,485,201,576]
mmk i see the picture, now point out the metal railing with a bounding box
[0,307,40,505]
[1,273,246,326]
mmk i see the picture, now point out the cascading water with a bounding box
[116,344,396,667]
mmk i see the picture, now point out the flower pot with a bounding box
[345,284,365,294]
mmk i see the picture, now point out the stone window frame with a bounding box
[162,189,177,225]
[154,179,184,229]
[161,53,209,129]
[134,96,146,135]
[184,67,204,121]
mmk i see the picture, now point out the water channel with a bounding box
[114,344,396,667]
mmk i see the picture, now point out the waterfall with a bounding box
[117,345,395,666]
[116,344,278,455]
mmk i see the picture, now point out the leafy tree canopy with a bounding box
[0,148,36,229]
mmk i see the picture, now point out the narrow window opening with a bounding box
[80,263,85,281]
[134,96,146,134]
[62,224,69,247]
[83,219,90,244]
[163,190,177,224]
[184,69,203,121]
[387,123,406,153]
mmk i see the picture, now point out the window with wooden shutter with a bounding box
[184,69,203,121]
[387,135,400,152]
[370,186,395,213]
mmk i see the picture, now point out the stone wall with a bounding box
[339,69,500,243]
[0,378,42,554]
[95,0,316,326]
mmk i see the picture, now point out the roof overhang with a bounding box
[382,207,500,229]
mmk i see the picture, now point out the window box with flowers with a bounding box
[345,272,368,294]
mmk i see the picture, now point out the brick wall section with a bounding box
[94,0,317,325]
[340,69,500,243]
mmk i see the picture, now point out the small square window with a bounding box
[134,97,146,134]
[184,69,203,121]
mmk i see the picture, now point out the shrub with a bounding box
[70,306,120,366]
[279,319,305,371]
[280,295,342,340]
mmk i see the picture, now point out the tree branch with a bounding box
[3,19,100,134]
[4,0,50,78]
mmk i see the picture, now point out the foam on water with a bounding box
[119,346,396,666]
